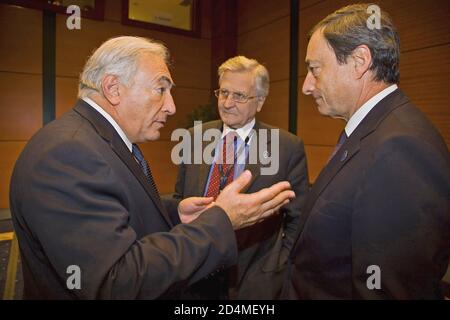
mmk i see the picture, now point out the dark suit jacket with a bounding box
[283,89,450,299]
[164,120,309,299]
[9,100,239,299]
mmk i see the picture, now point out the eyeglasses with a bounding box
[214,89,259,104]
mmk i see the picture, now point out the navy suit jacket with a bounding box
[9,100,238,299]
[283,89,450,299]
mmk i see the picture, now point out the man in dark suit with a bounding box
[9,36,295,299]
[165,56,309,299]
[283,4,450,299]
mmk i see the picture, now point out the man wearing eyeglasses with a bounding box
[164,56,309,299]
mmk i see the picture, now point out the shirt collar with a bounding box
[82,97,133,152]
[345,84,398,137]
[221,118,256,143]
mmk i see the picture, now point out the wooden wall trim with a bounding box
[211,0,237,91]
[289,0,299,135]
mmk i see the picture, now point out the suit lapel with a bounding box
[304,136,360,214]
[197,138,215,196]
[290,89,411,256]
[243,121,267,192]
[110,139,172,227]
[73,100,173,227]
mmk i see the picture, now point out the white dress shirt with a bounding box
[82,97,133,152]
[345,84,398,137]
[221,118,256,144]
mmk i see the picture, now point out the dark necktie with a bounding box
[205,132,238,199]
[328,130,347,162]
[132,144,161,200]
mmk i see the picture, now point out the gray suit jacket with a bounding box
[164,120,309,299]
[9,100,239,299]
[283,89,450,299]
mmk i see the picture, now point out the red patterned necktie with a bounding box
[205,132,237,199]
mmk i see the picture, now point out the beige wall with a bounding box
[0,1,213,208]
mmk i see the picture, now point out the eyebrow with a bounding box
[305,59,319,66]
[158,76,174,88]
[220,88,246,95]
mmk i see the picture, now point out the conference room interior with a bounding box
[0,0,449,299]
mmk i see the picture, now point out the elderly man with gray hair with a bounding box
[166,55,309,299]
[9,37,295,299]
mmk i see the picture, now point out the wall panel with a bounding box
[238,17,290,83]
[0,73,42,141]
[0,4,42,74]
[400,44,450,145]
[0,142,26,209]
[237,0,290,35]
[260,80,289,131]
[237,0,291,131]
[55,76,78,117]
[0,4,44,208]
[55,17,211,90]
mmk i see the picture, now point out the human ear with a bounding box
[101,75,121,105]
[351,45,372,79]
[256,96,266,112]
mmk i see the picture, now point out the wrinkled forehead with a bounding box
[138,52,174,85]
[219,70,256,91]
[305,29,334,64]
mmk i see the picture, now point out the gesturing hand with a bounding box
[178,196,214,223]
[215,170,295,229]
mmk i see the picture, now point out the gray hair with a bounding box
[310,3,400,84]
[218,56,270,97]
[78,36,170,98]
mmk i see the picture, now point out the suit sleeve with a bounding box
[20,141,237,299]
[351,135,450,299]
[282,138,310,251]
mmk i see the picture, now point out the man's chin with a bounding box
[145,130,160,142]
[316,104,329,116]
[317,106,346,121]
[222,120,241,129]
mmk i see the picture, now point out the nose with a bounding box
[162,92,176,115]
[222,94,235,109]
[302,72,315,95]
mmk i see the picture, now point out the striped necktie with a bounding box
[132,144,161,200]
